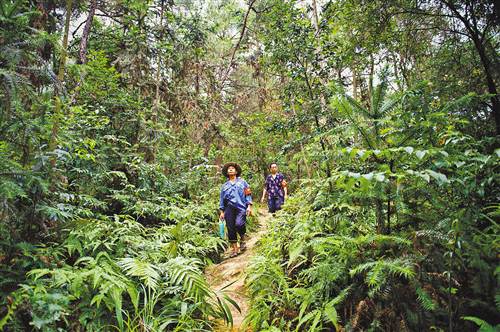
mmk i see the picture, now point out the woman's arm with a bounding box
[244,181,253,215]
[219,187,225,219]
[260,188,267,203]
[261,177,268,203]
[281,175,288,199]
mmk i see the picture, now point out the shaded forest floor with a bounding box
[205,208,270,332]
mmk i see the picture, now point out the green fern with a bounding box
[165,257,212,302]
[462,316,500,332]
[118,257,162,290]
[350,257,416,297]
[415,286,437,311]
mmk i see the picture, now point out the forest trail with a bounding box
[205,208,270,332]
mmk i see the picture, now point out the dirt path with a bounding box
[205,208,269,332]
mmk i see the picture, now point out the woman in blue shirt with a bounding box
[219,162,253,257]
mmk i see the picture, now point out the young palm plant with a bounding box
[332,68,420,234]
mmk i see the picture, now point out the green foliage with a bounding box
[1,0,499,331]
[462,316,500,332]
[246,79,499,330]
[1,210,230,331]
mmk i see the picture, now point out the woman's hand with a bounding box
[219,210,224,220]
[260,196,265,203]
[246,206,252,216]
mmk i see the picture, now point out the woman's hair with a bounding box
[269,162,278,168]
[222,162,242,177]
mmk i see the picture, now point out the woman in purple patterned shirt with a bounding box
[260,163,288,213]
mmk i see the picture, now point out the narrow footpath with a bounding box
[205,208,270,332]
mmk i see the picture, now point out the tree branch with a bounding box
[219,0,257,88]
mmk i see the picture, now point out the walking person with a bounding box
[260,162,287,214]
[219,162,253,257]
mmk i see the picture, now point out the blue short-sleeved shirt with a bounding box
[219,177,253,212]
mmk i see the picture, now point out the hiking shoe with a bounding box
[240,241,247,252]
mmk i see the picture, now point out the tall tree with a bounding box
[437,0,500,134]
[78,0,98,64]
[48,0,73,169]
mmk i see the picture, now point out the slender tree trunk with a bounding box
[375,198,385,234]
[291,97,312,178]
[154,0,165,122]
[311,0,320,32]
[392,53,403,91]
[368,55,374,105]
[144,0,166,163]
[220,0,257,87]
[308,2,333,179]
[49,0,73,168]
[78,0,97,64]
[472,36,500,135]
[195,54,200,95]
[448,236,456,332]
[352,67,358,100]
[386,161,395,234]
[440,0,500,134]
[303,71,331,178]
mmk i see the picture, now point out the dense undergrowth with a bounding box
[0,2,235,329]
[1,140,236,331]
[246,143,499,330]
[1,0,499,331]
[245,94,500,330]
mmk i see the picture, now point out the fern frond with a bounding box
[415,229,450,243]
[354,234,412,247]
[350,257,416,297]
[462,316,499,332]
[415,286,437,311]
[164,257,212,303]
[371,67,390,118]
[118,257,161,290]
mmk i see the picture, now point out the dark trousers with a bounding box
[268,196,283,213]
[224,205,246,243]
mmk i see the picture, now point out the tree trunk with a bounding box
[303,71,331,178]
[153,0,165,123]
[368,55,374,105]
[49,0,73,168]
[311,0,320,32]
[472,36,500,135]
[291,97,312,178]
[375,198,385,234]
[144,0,167,163]
[78,0,97,64]
[311,0,333,179]
[352,67,358,100]
[440,0,500,134]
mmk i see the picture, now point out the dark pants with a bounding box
[224,205,246,243]
[268,196,283,213]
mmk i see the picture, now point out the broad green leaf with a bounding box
[426,170,448,184]
[323,300,340,330]
[415,150,426,160]
[362,172,374,181]
[404,146,414,154]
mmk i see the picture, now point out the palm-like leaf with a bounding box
[332,67,408,150]
[350,257,416,297]
[164,257,212,302]
[118,257,162,290]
